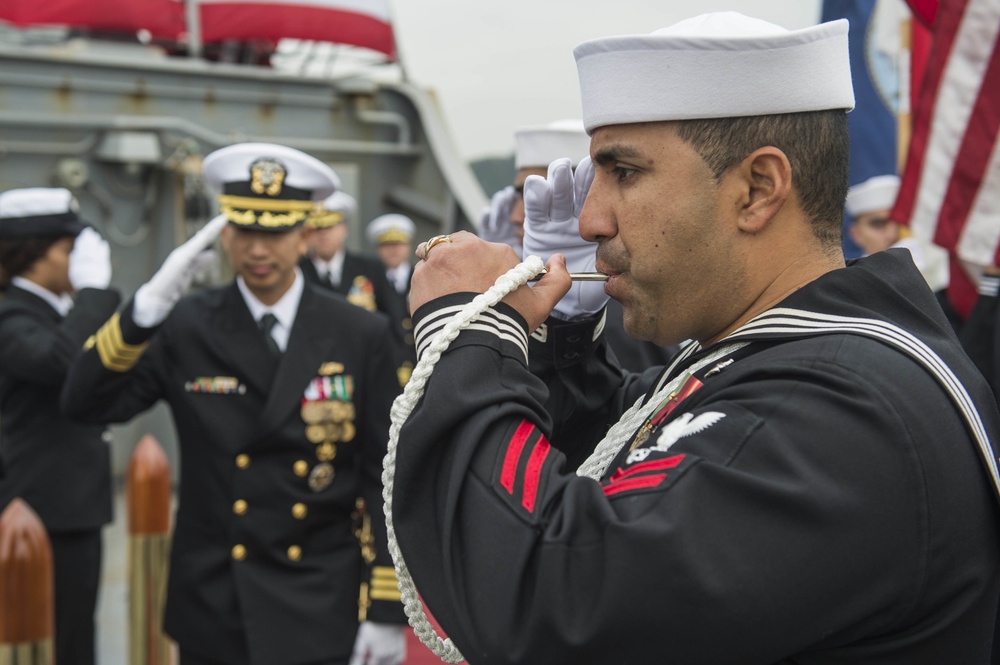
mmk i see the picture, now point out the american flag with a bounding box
[892,0,1000,318]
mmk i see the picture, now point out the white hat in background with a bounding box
[514,119,591,169]
[574,12,855,134]
[0,187,88,238]
[366,214,415,246]
[310,190,358,229]
[202,142,339,232]
[845,174,901,217]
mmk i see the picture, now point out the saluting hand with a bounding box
[523,155,608,320]
[132,214,228,328]
[478,185,521,256]
[68,227,112,291]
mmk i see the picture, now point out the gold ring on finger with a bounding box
[424,234,453,257]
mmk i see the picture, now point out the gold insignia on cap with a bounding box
[319,362,344,376]
[249,157,286,197]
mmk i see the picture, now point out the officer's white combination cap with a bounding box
[310,191,358,229]
[203,142,339,199]
[203,142,339,231]
[574,12,855,133]
[845,174,901,217]
[514,119,592,169]
[366,214,415,245]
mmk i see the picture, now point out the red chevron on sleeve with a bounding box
[499,419,552,513]
[603,454,686,497]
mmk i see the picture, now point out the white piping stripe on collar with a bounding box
[721,307,1000,499]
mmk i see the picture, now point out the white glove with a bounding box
[523,156,607,319]
[132,214,227,328]
[68,227,112,291]
[478,186,521,256]
[349,622,406,665]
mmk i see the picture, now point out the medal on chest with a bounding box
[300,367,356,492]
[628,372,704,452]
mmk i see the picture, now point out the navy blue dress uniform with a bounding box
[395,249,1000,665]
[59,144,406,665]
[0,187,120,665]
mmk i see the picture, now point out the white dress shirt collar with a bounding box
[312,249,345,287]
[11,276,74,316]
[235,268,305,352]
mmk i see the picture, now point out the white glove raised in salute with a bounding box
[349,621,406,665]
[132,214,227,328]
[522,155,607,320]
[478,185,521,257]
[68,227,113,291]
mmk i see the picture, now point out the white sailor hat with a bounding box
[0,187,88,239]
[845,175,901,217]
[309,191,358,229]
[366,214,415,246]
[202,142,339,232]
[514,119,592,170]
[574,12,855,134]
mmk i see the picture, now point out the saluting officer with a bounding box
[60,143,407,665]
[0,187,119,665]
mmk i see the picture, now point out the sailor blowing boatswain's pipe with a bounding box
[388,11,1000,664]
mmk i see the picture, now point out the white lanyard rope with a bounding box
[381,256,545,663]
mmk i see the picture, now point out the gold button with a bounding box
[233,499,247,516]
[235,454,250,469]
[287,545,302,561]
[292,503,307,520]
[293,460,309,477]
[232,544,246,561]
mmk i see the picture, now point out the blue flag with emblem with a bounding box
[821,0,902,258]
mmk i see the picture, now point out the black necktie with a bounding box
[258,313,281,358]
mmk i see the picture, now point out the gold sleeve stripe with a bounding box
[369,587,402,601]
[369,565,401,601]
[95,313,148,372]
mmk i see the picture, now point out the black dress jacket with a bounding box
[0,285,120,532]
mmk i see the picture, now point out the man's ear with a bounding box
[734,146,792,235]
[219,224,233,252]
[297,226,313,257]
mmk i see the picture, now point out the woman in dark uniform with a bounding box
[0,187,120,665]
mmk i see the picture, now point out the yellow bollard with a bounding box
[127,435,173,665]
[0,498,54,665]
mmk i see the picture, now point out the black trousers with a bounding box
[49,529,102,665]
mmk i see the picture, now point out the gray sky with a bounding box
[389,1,824,161]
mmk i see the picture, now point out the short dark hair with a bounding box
[675,110,850,247]
[0,236,62,291]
